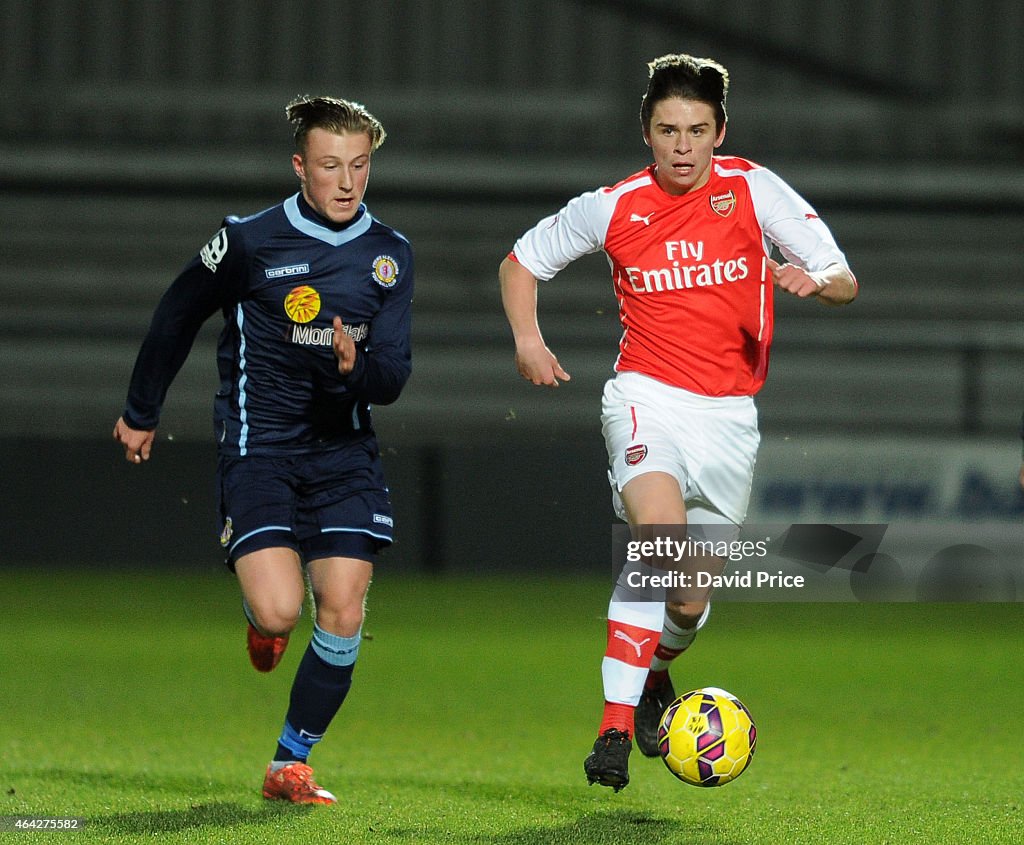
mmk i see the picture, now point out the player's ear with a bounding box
[714,122,727,148]
[292,152,305,182]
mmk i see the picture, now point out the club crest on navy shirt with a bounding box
[372,255,399,287]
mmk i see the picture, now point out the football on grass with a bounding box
[658,686,757,786]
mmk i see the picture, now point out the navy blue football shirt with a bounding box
[123,193,413,456]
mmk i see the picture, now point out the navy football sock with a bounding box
[273,625,360,762]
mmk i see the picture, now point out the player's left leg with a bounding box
[635,393,759,757]
[262,437,393,802]
[263,554,372,805]
[634,578,713,757]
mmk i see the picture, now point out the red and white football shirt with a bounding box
[511,157,851,396]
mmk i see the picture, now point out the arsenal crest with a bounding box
[709,190,736,217]
[625,444,648,466]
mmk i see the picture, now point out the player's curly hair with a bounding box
[286,95,387,154]
[640,54,729,134]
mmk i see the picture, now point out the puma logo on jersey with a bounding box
[630,212,655,226]
[613,629,651,658]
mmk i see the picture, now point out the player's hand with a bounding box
[333,316,357,376]
[514,340,571,387]
[768,258,827,298]
[113,416,156,464]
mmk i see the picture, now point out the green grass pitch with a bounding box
[1,569,1021,844]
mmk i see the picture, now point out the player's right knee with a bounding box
[249,600,302,637]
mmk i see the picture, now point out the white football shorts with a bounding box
[601,371,760,528]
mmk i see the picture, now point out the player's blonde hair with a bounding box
[641,54,729,134]
[286,95,387,154]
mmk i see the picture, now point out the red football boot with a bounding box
[246,622,289,673]
[261,762,336,805]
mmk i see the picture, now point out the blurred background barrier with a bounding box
[1,0,1021,572]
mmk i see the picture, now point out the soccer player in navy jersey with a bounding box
[113,96,413,804]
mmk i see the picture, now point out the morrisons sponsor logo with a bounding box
[290,322,368,347]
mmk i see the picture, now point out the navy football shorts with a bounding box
[216,437,394,569]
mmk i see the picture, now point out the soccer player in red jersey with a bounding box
[500,54,856,791]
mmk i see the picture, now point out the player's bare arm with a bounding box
[769,259,857,305]
[499,257,570,387]
[112,416,156,464]
[332,315,357,375]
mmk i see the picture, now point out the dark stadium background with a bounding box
[1,0,1021,576]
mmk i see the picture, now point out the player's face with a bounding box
[644,98,725,196]
[293,127,373,225]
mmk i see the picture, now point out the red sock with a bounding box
[600,617,660,738]
[599,701,635,737]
